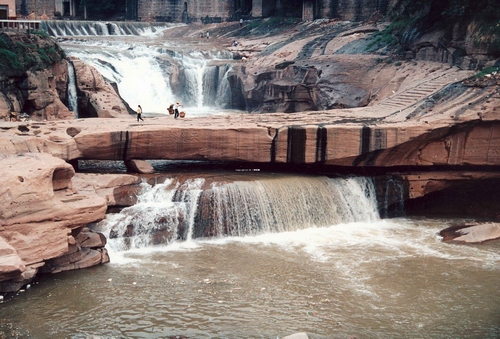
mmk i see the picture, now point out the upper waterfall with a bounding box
[41,20,175,37]
[55,22,240,115]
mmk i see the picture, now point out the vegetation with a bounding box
[366,17,418,51]
[475,66,500,78]
[244,17,300,35]
[0,33,65,76]
[367,0,500,56]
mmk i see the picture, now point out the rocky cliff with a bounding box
[0,32,133,122]
[0,153,112,292]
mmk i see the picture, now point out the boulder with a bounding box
[0,153,108,292]
[41,227,109,274]
[24,62,76,121]
[0,236,25,281]
[125,159,155,174]
[70,57,133,118]
[440,223,500,244]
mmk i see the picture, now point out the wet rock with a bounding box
[125,159,155,174]
[70,57,133,118]
[283,333,309,339]
[440,222,500,244]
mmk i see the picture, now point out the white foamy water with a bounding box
[58,24,240,116]
[66,43,174,113]
[3,217,499,339]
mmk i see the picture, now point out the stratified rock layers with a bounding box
[1,116,499,168]
[0,153,109,292]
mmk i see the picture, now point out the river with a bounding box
[1,173,499,338]
[1,217,500,338]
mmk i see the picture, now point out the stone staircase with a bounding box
[363,68,474,121]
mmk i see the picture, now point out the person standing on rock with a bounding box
[174,102,182,119]
[137,105,144,121]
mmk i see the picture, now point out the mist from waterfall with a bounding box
[95,176,380,253]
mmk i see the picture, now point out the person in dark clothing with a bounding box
[174,102,182,119]
[137,105,144,121]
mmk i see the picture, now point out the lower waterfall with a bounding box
[96,175,380,252]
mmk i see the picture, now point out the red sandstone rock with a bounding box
[0,61,75,121]
[1,19,500,292]
[440,223,500,243]
[70,57,132,118]
[0,237,25,281]
[125,159,155,174]
[72,173,142,206]
[25,62,76,121]
[0,153,108,292]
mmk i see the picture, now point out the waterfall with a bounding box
[95,176,380,252]
[66,60,78,116]
[378,176,406,218]
[214,64,233,108]
[202,65,219,107]
[41,20,173,37]
[55,23,239,115]
[96,178,205,251]
[171,51,236,110]
[173,51,207,108]
[201,176,379,237]
[62,42,235,114]
[67,45,174,113]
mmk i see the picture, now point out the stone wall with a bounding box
[19,0,56,18]
[15,0,403,22]
[138,0,235,23]
[319,0,397,21]
[135,0,400,23]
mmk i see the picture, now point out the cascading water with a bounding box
[41,20,172,37]
[172,50,207,108]
[202,176,379,237]
[379,176,406,218]
[96,175,380,252]
[4,21,500,339]
[50,21,239,115]
[66,44,174,113]
[97,178,205,251]
[66,60,78,116]
[171,50,236,112]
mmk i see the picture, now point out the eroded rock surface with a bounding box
[70,57,134,118]
[0,153,109,292]
[440,223,500,243]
